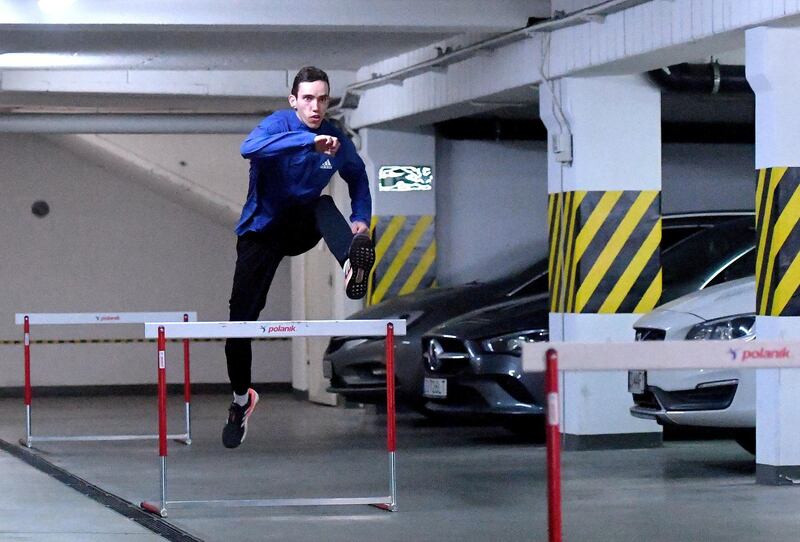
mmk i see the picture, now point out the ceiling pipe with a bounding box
[648,62,752,94]
[0,113,263,133]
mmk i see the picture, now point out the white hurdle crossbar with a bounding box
[16,311,197,448]
[522,339,800,542]
[140,319,407,517]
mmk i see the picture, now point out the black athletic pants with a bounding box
[226,195,354,395]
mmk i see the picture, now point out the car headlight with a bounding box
[481,329,548,354]
[685,314,755,341]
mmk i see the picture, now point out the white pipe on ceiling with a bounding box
[0,114,261,133]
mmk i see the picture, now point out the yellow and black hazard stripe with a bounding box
[755,167,800,316]
[549,190,662,314]
[367,214,436,305]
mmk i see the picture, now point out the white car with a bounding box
[628,276,756,451]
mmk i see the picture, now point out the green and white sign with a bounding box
[378,166,432,192]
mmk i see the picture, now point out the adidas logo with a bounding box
[320,159,333,170]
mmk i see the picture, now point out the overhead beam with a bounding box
[0,69,355,98]
[0,0,545,32]
[0,113,260,133]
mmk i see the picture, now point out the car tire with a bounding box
[734,429,756,455]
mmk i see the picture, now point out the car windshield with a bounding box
[661,217,755,303]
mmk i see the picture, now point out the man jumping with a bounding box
[222,66,374,449]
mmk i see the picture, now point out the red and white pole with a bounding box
[23,315,32,447]
[141,326,169,517]
[545,348,562,542]
[182,313,192,444]
[385,323,398,511]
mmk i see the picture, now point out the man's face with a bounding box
[288,80,330,129]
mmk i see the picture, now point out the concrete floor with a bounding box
[0,392,798,542]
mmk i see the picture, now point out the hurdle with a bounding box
[16,311,197,448]
[523,339,800,542]
[139,318,406,517]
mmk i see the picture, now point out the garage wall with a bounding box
[435,139,755,287]
[436,139,549,286]
[0,134,291,388]
[661,143,754,214]
[89,133,249,216]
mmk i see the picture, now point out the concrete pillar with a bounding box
[746,25,800,485]
[360,128,437,306]
[540,75,663,450]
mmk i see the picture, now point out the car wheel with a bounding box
[734,429,756,455]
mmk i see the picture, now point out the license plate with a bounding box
[628,370,646,394]
[423,377,447,398]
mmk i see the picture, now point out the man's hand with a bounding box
[314,135,340,156]
[351,221,369,235]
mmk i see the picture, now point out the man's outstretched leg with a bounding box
[223,232,281,448]
[312,195,375,300]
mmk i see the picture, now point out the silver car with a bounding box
[629,277,756,452]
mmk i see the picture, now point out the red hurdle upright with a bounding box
[182,314,192,445]
[23,316,31,441]
[545,348,562,542]
[374,322,397,511]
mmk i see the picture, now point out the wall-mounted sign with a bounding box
[378,166,432,192]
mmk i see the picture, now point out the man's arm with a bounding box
[240,120,316,159]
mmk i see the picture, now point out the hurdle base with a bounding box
[162,496,395,510]
[140,501,167,517]
[370,502,398,512]
[21,433,191,444]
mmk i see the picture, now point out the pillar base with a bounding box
[562,432,662,451]
[756,464,800,485]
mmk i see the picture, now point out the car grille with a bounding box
[497,375,536,404]
[424,337,471,374]
[634,328,666,341]
[428,381,489,408]
[634,383,738,411]
[632,390,660,410]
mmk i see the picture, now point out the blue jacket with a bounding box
[236,109,372,235]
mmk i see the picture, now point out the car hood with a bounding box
[351,284,483,319]
[635,276,756,329]
[425,293,549,340]
[342,267,548,335]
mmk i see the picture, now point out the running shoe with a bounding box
[344,233,375,300]
[222,388,259,449]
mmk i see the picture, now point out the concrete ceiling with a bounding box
[0,1,761,132]
[0,0,549,116]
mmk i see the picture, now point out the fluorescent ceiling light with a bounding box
[0,52,95,69]
[37,0,76,14]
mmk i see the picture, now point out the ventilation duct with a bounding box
[648,62,752,94]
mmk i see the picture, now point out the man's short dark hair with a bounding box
[291,66,330,96]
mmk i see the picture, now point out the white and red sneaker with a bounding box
[222,388,259,449]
